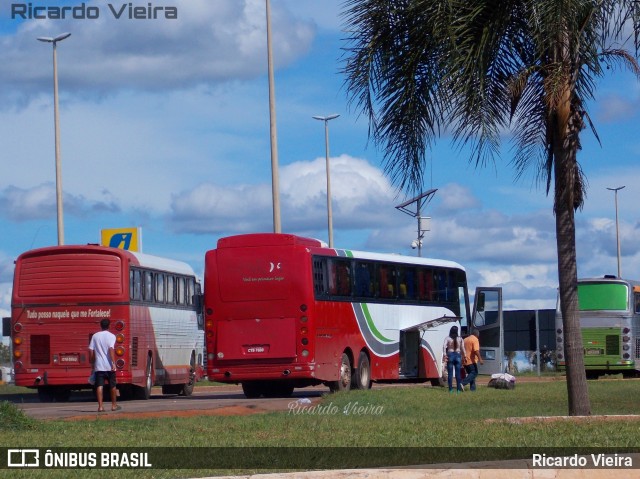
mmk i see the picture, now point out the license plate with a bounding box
[243,345,269,354]
[60,353,80,363]
[585,348,602,356]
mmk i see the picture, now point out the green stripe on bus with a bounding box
[361,303,393,343]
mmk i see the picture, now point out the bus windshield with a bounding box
[578,283,629,311]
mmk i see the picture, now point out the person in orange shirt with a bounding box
[461,329,483,391]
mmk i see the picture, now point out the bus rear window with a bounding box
[578,283,629,311]
[18,253,123,298]
[217,248,289,301]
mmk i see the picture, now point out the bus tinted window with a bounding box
[143,271,153,302]
[354,262,375,298]
[177,277,185,305]
[166,275,175,304]
[378,264,396,298]
[398,266,416,300]
[131,269,142,301]
[328,259,352,297]
[156,273,165,303]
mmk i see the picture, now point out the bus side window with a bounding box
[156,273,165,304]
[399,267,416,300]
[130,269,142,301]
[378,265,395,298]
[417,268,433,302]
[166,275,176,304]
[177,276,186,305]
[355,262,373,297]
[635,293,640,314]
[143,270,153,302]
[336,262,352,296]
[313,258,328,296]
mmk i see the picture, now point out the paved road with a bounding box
[6,376,560,421]
[5,383,333,420]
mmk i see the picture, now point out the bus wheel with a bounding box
[430,377,446,387]
[353,351,371,390]
[242,381,263,399]
[181,375,195,397]
[53,387,71,402]
[263,381,294,398]
[37,386,54,402]
[330,353,352,393]
[136,357,153,400]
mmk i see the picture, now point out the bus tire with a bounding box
[37,386,54,403]
[353,351,371,390]
[329,353,352,393]
[242,381,263,399]
[181,376,195,396]
[136,357,153,400]
[263,381,294,398]
[53,387,71,402]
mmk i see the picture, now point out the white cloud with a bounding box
[167,154,397,235]
[1,0,315,104]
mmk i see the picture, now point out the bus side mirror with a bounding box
[476,293,485,312]
[2,317,10,337]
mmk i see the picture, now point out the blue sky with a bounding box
[1,0,640,322]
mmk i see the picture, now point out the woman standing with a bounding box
[442,325,466,394]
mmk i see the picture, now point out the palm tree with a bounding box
[342,0,640,416]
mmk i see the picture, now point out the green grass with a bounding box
[1,380,639,478]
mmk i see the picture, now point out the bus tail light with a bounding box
[115,346,125,356]
[622,327,630,334]
[301,350,309,357]
[116,334,125,344]
[622,336,630,343]
[14,360,23,371]
[116,359,125,369]
[13,337,22,346]
[114,321,125,331]
[14,322,22,333]
[13,350,22,359]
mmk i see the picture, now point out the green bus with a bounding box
[556,276,640,378]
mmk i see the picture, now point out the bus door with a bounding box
[401,317,459,379]
[472,287,504,375]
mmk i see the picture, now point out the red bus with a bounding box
[204,233,471,397]
[10,245,205,402]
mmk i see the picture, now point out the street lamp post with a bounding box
[312,114,339,248]
[607,186,625,278]
[38,32,71,246]
[265,0,281,233]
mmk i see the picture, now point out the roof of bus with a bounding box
[215,233,465,271]
[578,276,640,288]
[338,249,465,271]
[17,245,195,276]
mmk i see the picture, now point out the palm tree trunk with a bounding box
[554,143,591,416]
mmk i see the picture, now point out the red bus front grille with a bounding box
[31,335,50,364]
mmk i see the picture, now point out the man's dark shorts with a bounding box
[95,371,117,388]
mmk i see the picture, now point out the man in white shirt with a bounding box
[88,318,119,412]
